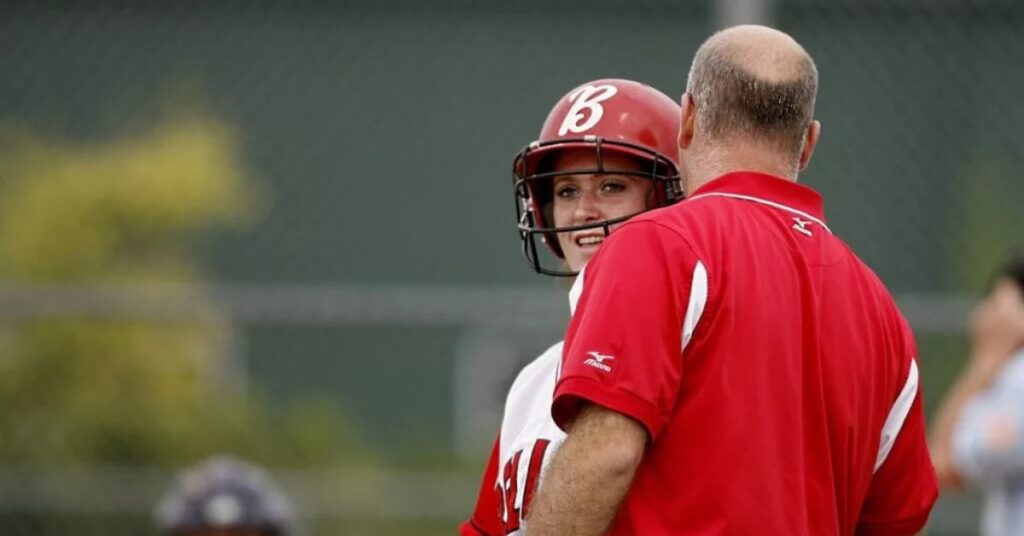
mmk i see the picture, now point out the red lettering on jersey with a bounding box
[494,481,506,528]
[521,439,551,519]
[502,450,523,532]
[496,439,553,533]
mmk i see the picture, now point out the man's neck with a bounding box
[684,146,798,195]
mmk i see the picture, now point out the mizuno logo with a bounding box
[792,217,813,237]
[584,351,615,372]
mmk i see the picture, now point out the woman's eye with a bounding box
[602,181,626,193]
[556,185,579,198]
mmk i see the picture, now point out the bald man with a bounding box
[529,26,939,536]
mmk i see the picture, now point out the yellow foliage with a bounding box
[0,114,259,281]
[948,152,1024,292]
[0,112,363,467]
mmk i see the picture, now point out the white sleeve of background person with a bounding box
[874,359,919,472]
[951,349,1024,484]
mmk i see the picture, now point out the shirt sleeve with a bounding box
[951,351,1024,484]
[855,355,939,536]
[551,221,705,440]
[459,434,503,536]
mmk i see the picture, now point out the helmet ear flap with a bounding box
[645,154,683,207]
[531,197,564,260]
[519,206,561,274]
[517,149,565,261]
[541,232,564,259]
[520,176,564,260]
[516,177,558,275]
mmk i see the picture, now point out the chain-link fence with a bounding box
[0,1,1021,535]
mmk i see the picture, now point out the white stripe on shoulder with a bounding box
[874,359,919,472]
[568,265,586,316]
[681,261,708,351]
[687,192,832,234]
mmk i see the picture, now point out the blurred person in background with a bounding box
[931,255,1024,536]
[459,78,683,535]
[155,456,297,536]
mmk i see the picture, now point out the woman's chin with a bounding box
[566,254,593,273]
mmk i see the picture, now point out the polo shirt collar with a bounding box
[688,171,826,225]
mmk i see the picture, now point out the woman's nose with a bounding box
[573,191,601,222]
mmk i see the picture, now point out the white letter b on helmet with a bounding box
[558,84,619,136]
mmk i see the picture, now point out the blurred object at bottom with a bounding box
[155,456,298,536]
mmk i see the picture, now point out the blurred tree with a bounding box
[947,151,1024,293]
[0,111,366,468]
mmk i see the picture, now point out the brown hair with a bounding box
[1001,253,1024,293]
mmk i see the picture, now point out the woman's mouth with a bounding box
[575,234,605,248]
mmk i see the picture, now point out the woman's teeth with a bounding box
[576,235,604,246]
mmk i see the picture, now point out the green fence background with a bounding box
[0,1,1021,534]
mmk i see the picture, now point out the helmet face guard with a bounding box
[513,136,683,277]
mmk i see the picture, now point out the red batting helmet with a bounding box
[512,79,683,276]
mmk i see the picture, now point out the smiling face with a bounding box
[549,149,655,272]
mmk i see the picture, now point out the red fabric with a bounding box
[459,435,503,536]
[553,172,938,536]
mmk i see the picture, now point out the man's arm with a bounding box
[539,223,700,534]
[527,403,647,536]
[856,380,938,536]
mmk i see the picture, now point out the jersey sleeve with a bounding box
[459,434,502,536]
[855,354,939,535]
[552,222,705,440]
[951,351,1024,484]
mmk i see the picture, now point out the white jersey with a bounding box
[497,341,567,531]
[458,340,567,535]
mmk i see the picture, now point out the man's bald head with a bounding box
[686,25,818,160]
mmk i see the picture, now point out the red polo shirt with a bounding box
[553,172,938,535]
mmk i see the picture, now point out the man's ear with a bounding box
[798,119,821,171]
[678,93,696,151]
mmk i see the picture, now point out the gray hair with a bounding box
[686,38,818,159]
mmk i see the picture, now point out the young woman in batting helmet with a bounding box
[512,78,683,276]
[461,79,682,536]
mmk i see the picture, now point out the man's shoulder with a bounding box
[843,249,902,307]
[616,194,767,264]
[598,215,704,275]
[828,244,915,347]
[642,194,727,224]
[617,201,715,245]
